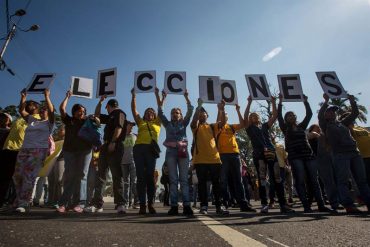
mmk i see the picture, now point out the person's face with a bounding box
[73,107,85,120]
[144,109,155,121]
[58,127,65,139]
[249,113,260,125]
[26,102,39,115]
[311,125,321,133]
[324,111,336,121]
[105,105,113,114]
[0,117,10,128]
[39,107,48,120]
[286,112,297,124]
[171,109,182,122]
[199,111,208,123]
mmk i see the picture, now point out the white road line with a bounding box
[243,228,251,232]
[196,215,267,247]
[258,234,264,237]
[266,237,290,247]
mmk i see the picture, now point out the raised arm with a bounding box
[44,89,55,124]
[341,94,359,126]
[155,87,163,107]
[235,104,244,128]
[95,95,106,119]
[277,93,287,133]
[300,95,313,130]
[244,96,252,128]
[183,90,194,127]
[18,89,29,120]
[131,88,140,123]
[59,90,72,119]
[190,98,203,130]
[318,93,329,132]
[267,96,278,128]
[217,100,226,129]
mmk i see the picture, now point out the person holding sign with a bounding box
[56,91,93,213]
[131,88,161,215]
[244,96,294,214]
[190,99,229,216]
[12,89,55,213]
[157,89,194,216]
[216,103,256,213]
[278,94,332,213]
[319,93,370,214]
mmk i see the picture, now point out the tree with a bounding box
[0,104,20,118]
[318,95,367,124]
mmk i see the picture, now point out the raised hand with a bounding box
[303,94,308,102]
[44,88,51,98]
[323,93,329,103]
[235,104,241,111]
[99,95,107,103]
[66,90,72,99]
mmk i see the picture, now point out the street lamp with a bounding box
[0,9,40,61]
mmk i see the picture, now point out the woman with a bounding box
[131,88,161,214]
[278,94,331,213]
[57,90,93,213]
[157,89,194,216]
[12,89,54,213]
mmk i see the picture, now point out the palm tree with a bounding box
[318,95,368,123]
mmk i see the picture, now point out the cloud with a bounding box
[262,47,282,62]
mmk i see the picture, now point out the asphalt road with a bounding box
[1,201,369,247]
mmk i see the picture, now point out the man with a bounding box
[84,97,127,214]
[190,98,228,215]
[216,104,256,212]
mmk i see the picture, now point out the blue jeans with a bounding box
[59,150,92,207]
[317,153,340,208]
[121,162,138,207]
[332,151,370,207]
[166,152,190,206]
[220,153,248,207]
[290,158,324,209]
[133,144,157,205]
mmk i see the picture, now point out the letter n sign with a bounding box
[26,73,56,94]
[134,71,156,93]
[277,74,304,102]
[245,74,271,100]
[220,79,238,105]
[316,71,347,99]
[163,71,186,95]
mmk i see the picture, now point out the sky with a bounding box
[1,0,370,168]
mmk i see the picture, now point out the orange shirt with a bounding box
[191,123,221,164]
[215,124,243,154]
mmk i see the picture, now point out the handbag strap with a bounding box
[146,122,155,141]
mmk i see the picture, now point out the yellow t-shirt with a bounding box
[275,143,288,168]
[135,117,161,145]
[192,123,221,165]
[352,126,370,158]
[215,124,242,154]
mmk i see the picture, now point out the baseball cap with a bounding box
[106,99,119,108]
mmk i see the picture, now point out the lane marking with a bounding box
[196,215,267,247]
[243,228,251,232]
[266,237,290,247]
[258,234,264,237]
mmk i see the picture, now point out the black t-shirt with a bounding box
[0,128,10,149]
[246,122,275,157]
[100,109,126,142]
[62,114,92,152]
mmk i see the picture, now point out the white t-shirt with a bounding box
[22,116,54,149]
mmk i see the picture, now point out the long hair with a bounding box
[144,107,157,121]
[71,104,86,117]
[171,107,183,121]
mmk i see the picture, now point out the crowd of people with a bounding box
[1,88,370,217]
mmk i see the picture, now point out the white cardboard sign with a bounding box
[220,79,238,105]
[96,68,117,97]
[26,73,56,94]
[134,71,156,93]
[163,71,186,95]
[277,74,304,102]
[70,77,93,99]
[316,71,347,99]
[199,76,221,104]
[245,74,272,100]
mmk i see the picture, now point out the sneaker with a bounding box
[148,204,156,214]
[56,206,66,213]
[132,203,140,209]
[117,205,126,214]
[260,205,269,214]
[240,205,256,212]
[304,207,313,213]
[318,206,336,213]
[345,206,362,214]
[168,206,179,216]
[216,206,230,216]
[280,205,295,213]
[183,206,194,216]
[139,205,146,215]
[84,206,103,213]
[15,207,28,213]
[73,206,84,213]
[199,206,208,215]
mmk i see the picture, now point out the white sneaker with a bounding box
[117,205,126,214]
[199,206,208,215]
[84,206,103,213]
[15,207,27,213]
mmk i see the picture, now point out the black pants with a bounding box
[195,164,221,208]
[0,149,18,206]
[91,143,125,208]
